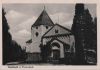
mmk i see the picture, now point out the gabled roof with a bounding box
[42,24,72,38]
[32,9,54,27]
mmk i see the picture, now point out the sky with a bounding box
[2,4,96,48]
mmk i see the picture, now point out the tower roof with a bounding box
[32,9,54,27]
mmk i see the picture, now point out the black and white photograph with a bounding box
[2,3,97,65]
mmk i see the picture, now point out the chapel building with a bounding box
[26,8,75,63]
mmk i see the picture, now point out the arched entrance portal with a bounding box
[51,42,60,62]
[47,39,65,63]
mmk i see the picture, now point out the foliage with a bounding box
[71,4,97,64]
[2,8,26,65]
[39,42,51,62]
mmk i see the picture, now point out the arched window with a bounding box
[55,29,58,33]
[46,26,48,29]
[36,26,38,29]
[35,32,39,37]
[52,42,60,48]
[64,44,70,51]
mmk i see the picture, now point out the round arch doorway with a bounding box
[51,42,60,62]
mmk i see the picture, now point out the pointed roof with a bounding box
[32,9,54,27]
[42,24,72,38]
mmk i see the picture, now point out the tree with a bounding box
[71,4,96,64]
[92,17,97,51]
[39,42,51,62]
[2,8,26,64]
[2,8,12,64]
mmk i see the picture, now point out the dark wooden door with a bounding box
[53,50,60,60]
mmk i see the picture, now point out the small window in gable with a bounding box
[36,27,38,29]
[46,26,48,29]
[35,32,39,37]
[55,29,58,33]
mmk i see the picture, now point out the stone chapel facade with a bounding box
[25,8,75,63]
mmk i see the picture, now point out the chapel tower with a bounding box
[31,7,54,53]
